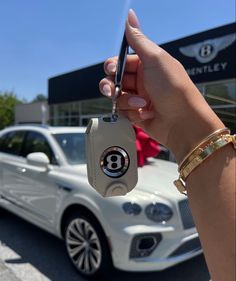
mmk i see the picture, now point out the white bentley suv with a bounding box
[0,125,202,279]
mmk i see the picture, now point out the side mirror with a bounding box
[27,152,50,170]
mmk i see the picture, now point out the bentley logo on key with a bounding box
[100,147,130,178]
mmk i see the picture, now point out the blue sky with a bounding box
[0,0,235,102]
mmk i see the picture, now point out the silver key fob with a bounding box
[86,116,138,197]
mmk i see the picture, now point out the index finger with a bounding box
[104,54,140,75]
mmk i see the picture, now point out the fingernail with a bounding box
[128,9,140,29]
[102,84,112,97]
[139,110,155,120]
[107,63,116,73]
[128,96,147,107]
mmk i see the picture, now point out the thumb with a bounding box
[125,9,162,65]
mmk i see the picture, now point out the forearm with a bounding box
[167,88,235,280]
[187,144,235,281]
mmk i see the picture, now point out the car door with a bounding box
[0,130,26,204]
[16,130,61,224]
[0,129,60,225]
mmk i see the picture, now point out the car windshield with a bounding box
[53,133,86,165]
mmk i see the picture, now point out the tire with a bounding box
[64,211,113,280]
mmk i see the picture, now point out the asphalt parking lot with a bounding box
[0,208,211,281]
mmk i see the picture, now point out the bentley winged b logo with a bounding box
[179,33,236,63]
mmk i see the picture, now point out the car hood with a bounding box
[134,159,183,201]
[63,158,184,201]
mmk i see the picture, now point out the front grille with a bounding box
[169,237,202,257]
[178,199,195,229]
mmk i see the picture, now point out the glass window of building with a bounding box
[49,98,112,126]
[197,79,236,133]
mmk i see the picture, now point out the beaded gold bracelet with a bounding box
[174,129,236,195]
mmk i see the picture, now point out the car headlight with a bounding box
[145,203,173,222]
[122,202,142,215]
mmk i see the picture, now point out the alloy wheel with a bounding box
[66,218,102,275]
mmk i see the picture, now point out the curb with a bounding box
[0,259,21,281]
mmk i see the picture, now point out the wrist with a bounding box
[167,98,225,164]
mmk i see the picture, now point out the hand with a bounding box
[99,9,224,163]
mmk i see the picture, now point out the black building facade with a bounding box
[48,23,236,131]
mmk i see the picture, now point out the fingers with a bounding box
[99,84,156,123]
[117,92,147,110]
[99,77,115,97]
[99,73,137,97]
[125,10,165,67]
[100,9,159,125]
[119,109,145,125]
[118,93,155,123]
[104,54,140,76]
[119,107,155,124]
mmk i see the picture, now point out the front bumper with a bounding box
[109,224,202,272]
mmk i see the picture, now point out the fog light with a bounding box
[138,237,156,250]
[130,233,162,258]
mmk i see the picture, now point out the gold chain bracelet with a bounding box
[174,129,236,195]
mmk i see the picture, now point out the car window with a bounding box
[0,131,25,156]
[22,131,58,165]
[53,133,86,165]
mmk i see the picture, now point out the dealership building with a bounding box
[48,22,236,133]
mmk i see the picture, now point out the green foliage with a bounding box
[32,94,47,102]
[0,91,23,130]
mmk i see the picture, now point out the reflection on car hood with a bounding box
[135,159,183,200]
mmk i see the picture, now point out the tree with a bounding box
[32,94,47,102]
[0,91,23,130]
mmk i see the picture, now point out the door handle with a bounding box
[16,167,26,173]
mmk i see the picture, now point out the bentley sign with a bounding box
[161,23,236,84]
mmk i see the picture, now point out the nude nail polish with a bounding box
[102,84,112,97]
[107,63,116,73]
[128,9,140,29]
[128,96,147,107]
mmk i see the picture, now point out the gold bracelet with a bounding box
[178,127,230,172]
[174,132,236,195]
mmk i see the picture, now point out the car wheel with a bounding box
[64,212,112,279]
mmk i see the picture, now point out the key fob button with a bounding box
[105,182,128,197]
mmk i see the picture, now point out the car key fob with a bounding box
[86,116,138,197]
